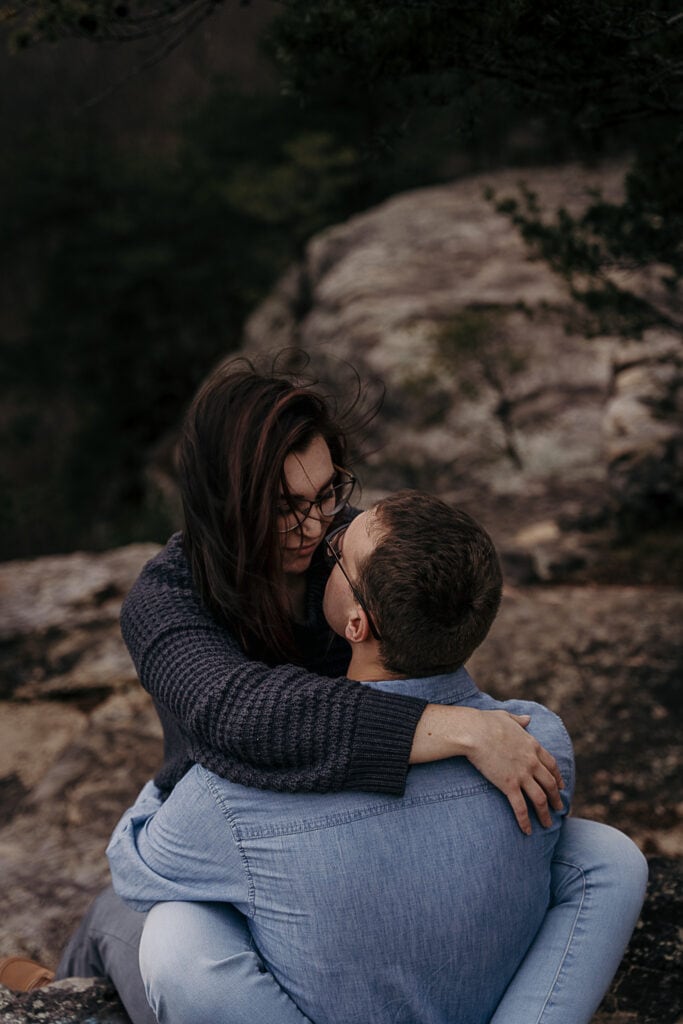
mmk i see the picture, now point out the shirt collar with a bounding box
[364,666,478,704]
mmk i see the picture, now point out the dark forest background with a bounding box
[1,1,680,561]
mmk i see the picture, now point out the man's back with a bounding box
[109,669,574,1024]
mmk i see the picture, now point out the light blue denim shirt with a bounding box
[108,668,574,1024]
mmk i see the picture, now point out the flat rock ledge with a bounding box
[0,857,680,1024]
[0,977,129,1023]
[1,546,681,1023]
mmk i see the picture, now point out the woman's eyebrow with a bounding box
[284,470,336,502]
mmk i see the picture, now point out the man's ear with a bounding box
[344,607,372,645]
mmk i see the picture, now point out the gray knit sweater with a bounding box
[120,533,426,797]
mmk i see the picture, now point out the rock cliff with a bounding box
[244,162,682,582]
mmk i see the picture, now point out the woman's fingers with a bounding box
[466,710,566,834]
[410,705,568,834]
[510,713,566,801]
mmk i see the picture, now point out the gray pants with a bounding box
[57,886,157,1024]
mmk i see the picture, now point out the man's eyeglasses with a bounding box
[324,522,382,642]
[277,469,356,534]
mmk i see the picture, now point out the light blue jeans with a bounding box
[139,817,647,1024]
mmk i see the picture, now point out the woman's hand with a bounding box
[409,704,565,834]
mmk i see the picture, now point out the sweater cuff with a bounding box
[345,689,427,796]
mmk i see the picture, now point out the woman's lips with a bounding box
[286,541,318,557]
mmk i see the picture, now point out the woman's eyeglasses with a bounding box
[277,469,356,534]
[324,523,382,642]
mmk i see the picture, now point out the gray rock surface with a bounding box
[0,978,130,1023]
[0,545,163,976]
[605,332,683,529]
[0,543,681,1022]
[244,162,682,576]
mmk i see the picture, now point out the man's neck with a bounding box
[346,649,404,683]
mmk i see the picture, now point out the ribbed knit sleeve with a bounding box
[120,534,427,796]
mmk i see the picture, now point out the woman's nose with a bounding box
[301,510,326,540]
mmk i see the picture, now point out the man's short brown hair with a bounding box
[358,491,502,677]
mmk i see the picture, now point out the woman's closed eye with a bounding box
[277,486,334,516]
[277,469,355,533]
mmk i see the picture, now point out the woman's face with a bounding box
[279,434,337,575]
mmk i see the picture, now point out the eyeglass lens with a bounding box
[278,473,355,533]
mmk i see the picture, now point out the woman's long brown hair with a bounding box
[177,355,374,664]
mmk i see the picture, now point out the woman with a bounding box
[6,357,646,1023]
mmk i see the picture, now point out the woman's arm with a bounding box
[123,534,564,827]
[121,534,426,797]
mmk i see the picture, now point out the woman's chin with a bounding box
[282,543,318,573]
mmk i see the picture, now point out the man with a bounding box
[107,491,575,1024]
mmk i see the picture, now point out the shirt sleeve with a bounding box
[120,535,426,796]
[107,775,249,912]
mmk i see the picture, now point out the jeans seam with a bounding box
[203,769,257,915]
[536,859,587,1024]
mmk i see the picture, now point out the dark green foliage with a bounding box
[488,136,683,339]
[268,1,683,135]
[0,82,459,558]
[270,0,683,334]
[270,0,683,343]
[0,94,352,557]
[1,128,252,555]
[5,0,212,48]
[3,0,682,554]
